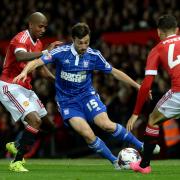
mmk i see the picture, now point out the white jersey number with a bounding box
[86,99,98,112]
[168,43,180,69]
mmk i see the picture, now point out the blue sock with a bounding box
[88,137,117,163]
[112,124,143,150]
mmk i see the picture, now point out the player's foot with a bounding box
[141,144,160,154]
[9,161,29,172]
[113,160,121,170]
[6,142,26,165]
[6,142,17,156]
[130,161,151,174]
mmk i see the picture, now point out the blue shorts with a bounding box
[57,93,106,125]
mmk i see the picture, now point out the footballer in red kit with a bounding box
[1,30,43,89]
[0,12,60,172]
[127,15,180,174]
[132,34,180,116]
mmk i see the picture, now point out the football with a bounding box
[118,148,141,169]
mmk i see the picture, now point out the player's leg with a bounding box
[0,84,44,171]
[8,111,42,172]
[40,115,56,133]
[13,111,41,162]
[7,89,50,157]
[68,117,118,166]
[139,108,164,168]
[131,90,180,173]
[94,112,143,151]
[130,107,165,173]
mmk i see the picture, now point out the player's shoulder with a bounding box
[12,30,28,43]
[87,47,101,56]
[51,43,71,55]
[148,42,161,55]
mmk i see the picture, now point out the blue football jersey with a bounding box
[41,44,112,102]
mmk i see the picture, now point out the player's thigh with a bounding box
[0,82,39,122]
[29,90,47,118]
[83,94,107,123]
[94,112,116,132]
[69,117,96,143]
[154,90,180,124]
[148,107,167,126]
[57,100,86,124]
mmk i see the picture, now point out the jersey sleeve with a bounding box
[13,36,28,54]
[145,47,160,75]
[95,50,112,73]
[133,75,154,115]
[41,47,61,64]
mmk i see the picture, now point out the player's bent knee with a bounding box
[99,122,116,132]
[24,112,42,129]
[148,113,159,126]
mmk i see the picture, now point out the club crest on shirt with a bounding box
[83,61,89,68]
[23,101,29,107]
[43,53,52,60]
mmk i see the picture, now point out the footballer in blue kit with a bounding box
[43,43,112,124]
[14,22,145,170]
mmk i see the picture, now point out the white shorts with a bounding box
[0,81,47,122]
[156,89,180,119]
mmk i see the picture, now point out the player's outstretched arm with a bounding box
[126,75,155,131]
[15,41,62,62]
[13,58,45,83]
[111,67,140,90]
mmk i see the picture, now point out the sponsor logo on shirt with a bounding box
[61,70,87,83]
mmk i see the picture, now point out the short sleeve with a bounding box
[95,50,112,73]
[13,37,28,54]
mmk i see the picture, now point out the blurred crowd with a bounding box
[0,0,180,158]
[0,0,180,40]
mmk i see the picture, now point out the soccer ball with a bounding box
[118,148,141,169]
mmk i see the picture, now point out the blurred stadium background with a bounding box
[0,0,180,160]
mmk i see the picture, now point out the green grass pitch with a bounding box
[0,159,180,180]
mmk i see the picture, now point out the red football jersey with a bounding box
[133,34,180,115]
[0,30,43,89]
[145,34,180,92]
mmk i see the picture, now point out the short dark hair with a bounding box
[157,14,178,31]
[71,22,90,39]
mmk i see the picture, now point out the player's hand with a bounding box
[47,41,63,51]
[13,72,27,83]
[126,114,138,131]
[149,90,153,100]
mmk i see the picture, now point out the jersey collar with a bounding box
[26,30,38,46]
[167,34,177,38]
[70,44,78,56]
